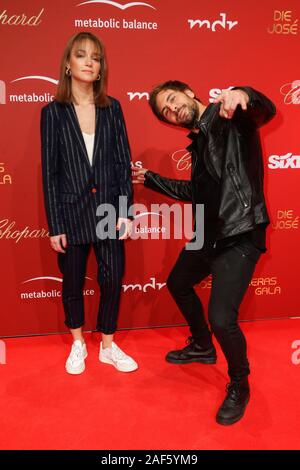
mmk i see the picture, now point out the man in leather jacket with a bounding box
[133,81,276,425]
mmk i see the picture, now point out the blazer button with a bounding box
[91,188,97,193]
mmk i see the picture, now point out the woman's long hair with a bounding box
[55,32,110,107]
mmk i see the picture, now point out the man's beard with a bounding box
[177,102,199,129]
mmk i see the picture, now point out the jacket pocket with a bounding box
[59,193,78,204]
[227,163,249,209]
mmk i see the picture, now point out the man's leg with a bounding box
[166,246,216,364]
[208,242,262,425]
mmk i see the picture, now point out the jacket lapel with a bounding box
[65,103,92,170]
[91,106,100,167]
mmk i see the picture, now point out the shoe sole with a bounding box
[99,355,138,373]
[216,397,250,426]
[166,357,217,365]
[65,352,87,375]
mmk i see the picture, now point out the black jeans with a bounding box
[58,239,124,334]
[167,240,262,381]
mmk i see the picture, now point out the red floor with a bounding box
[0,318,300,450]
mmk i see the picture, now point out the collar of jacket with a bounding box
[186,103,218,152]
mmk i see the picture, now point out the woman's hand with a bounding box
[50,234,67,253]
[116,218,132,240]
[132,166,148,184]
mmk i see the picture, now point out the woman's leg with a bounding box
[93,239,137,372]
[92,239,125,336]
[58,243,91,374]
[58,243,91,333]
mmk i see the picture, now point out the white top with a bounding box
[82,132,95,165]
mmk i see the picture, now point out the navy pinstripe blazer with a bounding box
[41,98,133,244]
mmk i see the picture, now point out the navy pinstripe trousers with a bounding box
[58,239,125,334]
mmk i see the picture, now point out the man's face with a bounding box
[156,88,200,128]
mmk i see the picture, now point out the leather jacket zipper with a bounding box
[227,163,249,208]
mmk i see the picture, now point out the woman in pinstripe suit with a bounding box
[41,32,138,375]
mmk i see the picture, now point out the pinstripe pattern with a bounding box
[41,97,132,333]
[41,98,133,244]
[58,240,124,333]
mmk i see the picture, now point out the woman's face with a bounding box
[67,39,101,84]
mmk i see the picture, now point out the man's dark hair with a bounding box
[149,80,193,122]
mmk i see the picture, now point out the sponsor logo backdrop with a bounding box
[0,0,299,336]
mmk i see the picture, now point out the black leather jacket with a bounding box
[144,87,276,240]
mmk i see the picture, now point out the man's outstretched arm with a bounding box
[133,167,192,201]
[214,87,276,128]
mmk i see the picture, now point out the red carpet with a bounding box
[0,318,299,450]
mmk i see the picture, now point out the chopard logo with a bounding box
[172,149,192,172]
[280,80,300,105]
[188,13,238,31]
[76,1,156,10]
[0,219,49,243]
[0,8,44,26]
[127,91,149,101]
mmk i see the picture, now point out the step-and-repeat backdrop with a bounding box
[0,0,299,336]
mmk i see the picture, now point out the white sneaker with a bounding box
[99,341,138,372]
[65,340,88,375]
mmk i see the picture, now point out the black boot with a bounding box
[216,377,250,425]
[166,336,217,364]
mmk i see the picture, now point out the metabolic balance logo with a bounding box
[75,0,158,30]
[0,76,57,105]
[20,276,95,300]
[188,13,238,31]
[77,1,156,10]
